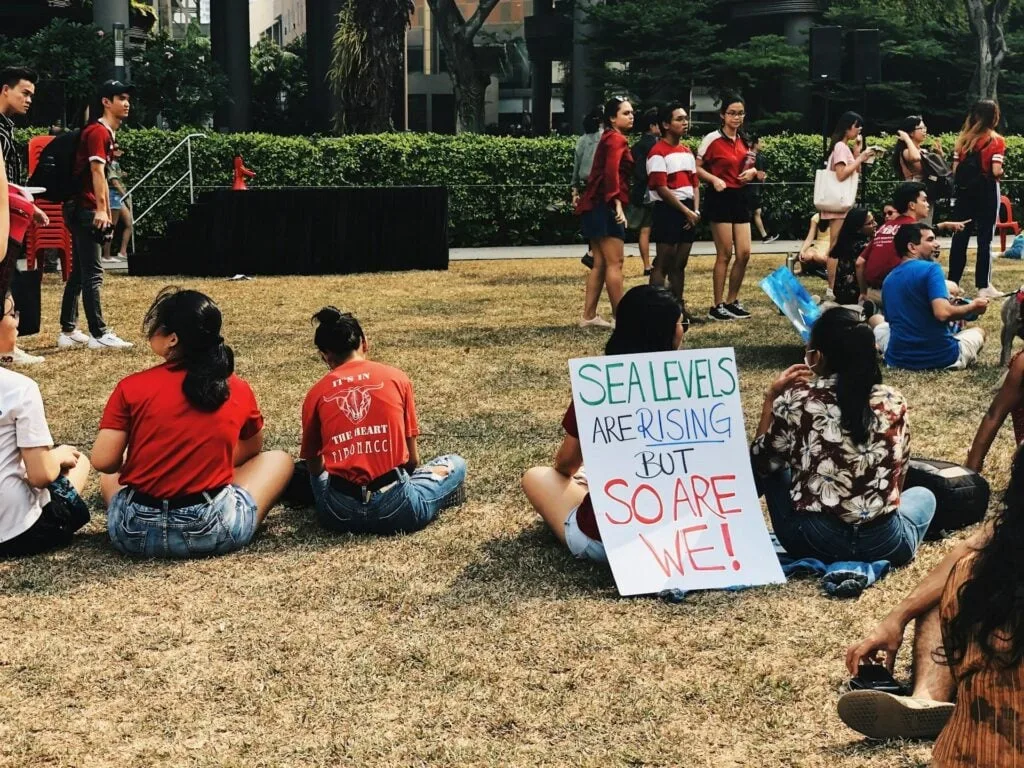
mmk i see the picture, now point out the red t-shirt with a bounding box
[561,401,601,541]
[300,359,420,485]
[646,140,697,202]
[99,363,264,498]
[861,215,916,288]
[75,120,115,211]
[956,133,1006,178]
[697,130,749,189]
[575,130,634,213]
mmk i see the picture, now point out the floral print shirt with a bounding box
[750,377,910,525]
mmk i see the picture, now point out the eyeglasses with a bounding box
[725,110,746,117]
[2,308,19,322]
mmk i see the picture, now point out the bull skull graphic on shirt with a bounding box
[323,383,385,423]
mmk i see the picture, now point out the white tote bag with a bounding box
[813,162,858,214]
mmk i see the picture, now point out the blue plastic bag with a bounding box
[1003,233,1024,260]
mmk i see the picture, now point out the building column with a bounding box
[530,0,553,136]
[211,0,252,132]
[571,0,601,133]
[306,0,345,133]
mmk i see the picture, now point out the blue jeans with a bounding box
[759,469,936,567]
[310,455,467,535]
[60,205,107,337]
[107,485,259,558]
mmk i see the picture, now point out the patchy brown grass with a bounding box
[1,252,1018,767]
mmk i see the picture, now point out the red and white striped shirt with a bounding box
[646,140,696,202]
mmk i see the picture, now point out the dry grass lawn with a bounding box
[1,252,1020,767]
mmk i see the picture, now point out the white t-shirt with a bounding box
[0,368,54,542]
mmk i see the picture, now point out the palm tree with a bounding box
[328,0,414,133]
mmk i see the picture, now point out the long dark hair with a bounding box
[829,207,871,260]
[942,446,1024,672]
[891,115,924,177]
[828,111,863,155]
[808,307,881,445]
[311,306,366,359]
[606,285,681,356]
[144,287,234,412]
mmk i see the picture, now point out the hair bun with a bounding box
[312,306,343,326]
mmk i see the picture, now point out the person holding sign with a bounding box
[522,285,684,563]
[300,308,467,535]
[751,307,936,566]
[575,97,635,329]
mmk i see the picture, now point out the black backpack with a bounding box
[920,150,953,201]
[27,129,82,203]
[953,138,991,198]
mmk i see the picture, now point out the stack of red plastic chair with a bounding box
[23,135,72,281]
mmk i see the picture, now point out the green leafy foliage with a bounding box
[14,128,1024,247]
[251,36,311,135]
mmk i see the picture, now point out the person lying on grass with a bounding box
[300,307,466,535]
[751,306,936,566]
[0,292,92,557]
[91,288,293,558]
[839,445,1022,760]
[522,285,684,563]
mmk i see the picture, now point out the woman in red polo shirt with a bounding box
[949,99,1006,299]
[521,285,684,564]
[91,288,293,558]
[575,97,635,329]
[697,95,759,323]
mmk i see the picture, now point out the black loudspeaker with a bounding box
[809,26,843,82]
[850,28,881,84]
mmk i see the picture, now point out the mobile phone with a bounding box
[848,663,905,695]
[868,145,885,154]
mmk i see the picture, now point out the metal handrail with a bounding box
[126,132,204,253]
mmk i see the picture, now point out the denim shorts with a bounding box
[311,455,467,536]
[107,485,259,558]
[581,202,626,241]
[564,506,607,563]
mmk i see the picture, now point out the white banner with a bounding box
[569,347,786,596]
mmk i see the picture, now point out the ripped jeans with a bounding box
[310,455,467,535]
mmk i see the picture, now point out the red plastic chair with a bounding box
[24,135,73,280]
[997,194,1021,251]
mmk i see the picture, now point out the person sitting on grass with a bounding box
[521,285,684,564]
[839,446,1023,755]
[796,211,831,280]
[751,307,936,566]
[0,292,92,556]
[91,288,293,558]
[872,223,988,371]
[300,307,466,535]
[828,208,877,306]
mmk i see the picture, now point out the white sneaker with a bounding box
[977,285,1003,300]
[100,258,124,268]
[7,346,45,365]
[579,315,613,329]
[88,332,134,350]
[57,329,90,349]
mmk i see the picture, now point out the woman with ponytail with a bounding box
[751,307,935,565]
[300,307,466,535]
[91,287,293,558]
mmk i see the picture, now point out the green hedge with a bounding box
[15,129,1024,247]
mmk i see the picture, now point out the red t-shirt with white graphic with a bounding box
[861,214,915,288]
[99,363,264,498]
[300,359,420,484]
[646,140,697,202]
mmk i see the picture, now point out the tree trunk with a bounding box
[964,0,1010,102]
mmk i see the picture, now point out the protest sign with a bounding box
[569,347,785,596]
[760,266,821,343]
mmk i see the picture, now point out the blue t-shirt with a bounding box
[882,259,958,369]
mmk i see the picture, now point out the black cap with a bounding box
[98,79,135,99]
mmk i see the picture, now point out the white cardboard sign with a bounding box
[569,347,786,596]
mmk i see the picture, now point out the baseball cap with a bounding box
[97,79,135,100]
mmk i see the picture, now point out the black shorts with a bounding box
[580,201,626,241]
[704,187,752,224]
[0,477,90,558]
[651,200,698,245]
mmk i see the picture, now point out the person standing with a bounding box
[572,106,604,269]
[575,97,635,328]
[0,66,48,365]
[101,144,131,266]
[57,80,134,351]
[948,100,1005,299]
[746,134,777,244]
[646,101,700,324]
[697,95,757,321]
[892,115,947,225]
[821,112,876,290]
[627,108,659,276]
